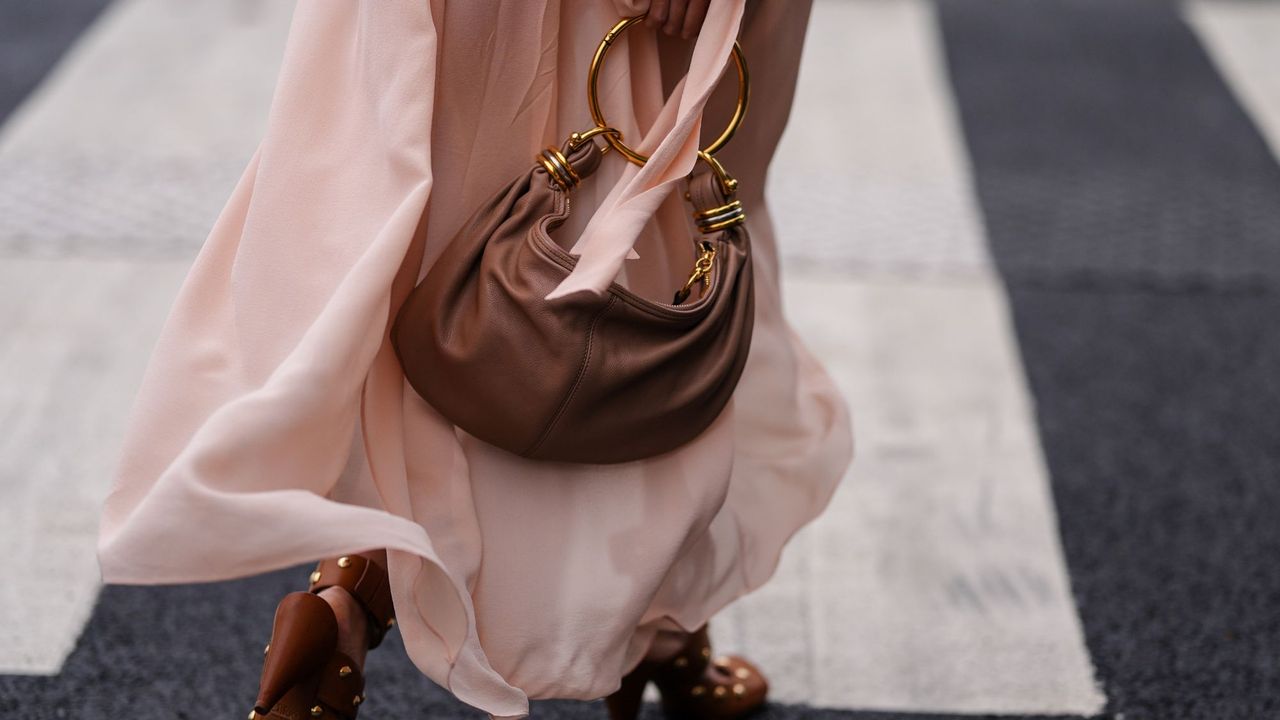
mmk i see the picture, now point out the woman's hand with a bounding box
[645,0,711,39]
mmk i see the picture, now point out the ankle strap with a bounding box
[654,625,713,683]
[308,555,396,649]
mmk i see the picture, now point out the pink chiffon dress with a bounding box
[96,1,852,717]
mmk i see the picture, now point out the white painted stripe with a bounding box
[767,0,993,278]
[1186,1,1280,166]
[0,0,292,673]
[734,276,1107,715]
[0,0,293,257]
[715,0,1107,714]
[0,259,187,674]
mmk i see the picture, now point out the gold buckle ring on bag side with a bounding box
[587,14,750,169]
[538,126,623,190]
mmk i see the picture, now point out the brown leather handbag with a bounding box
[391,16,754,464]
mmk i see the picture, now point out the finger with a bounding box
[664,0,688,36]
[681,0,710,39]
[647,0,669,28]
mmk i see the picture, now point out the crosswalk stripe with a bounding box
[770,0,992,278]
[0,0,291,259]
[719,0,1104,713]
[0,259,185,674]
[0,0,293,674]
[1186,1,1280,165]
[0,0,112,125]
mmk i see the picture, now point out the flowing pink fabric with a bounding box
[97,2,850,717]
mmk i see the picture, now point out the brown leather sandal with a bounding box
[249,555,396,720]
[606,625,769,720]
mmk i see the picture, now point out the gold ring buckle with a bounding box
[538,146,581,190]
[568,125,623,151]
[587,14,750,168]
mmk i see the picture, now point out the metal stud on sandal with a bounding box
[605,625,768,720]
[249,555,395,719]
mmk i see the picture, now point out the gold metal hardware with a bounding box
[310,570,322,584]
[713,685,728,698]
[694,200,742,220]
[339,665,352,678]
[690,685,706,697]
[263,643,270,655]
[387,617,397,628]
[696,151,740,197]
[673,242,717,305]
[310,705,324,717]
[336,556,351,568]
[732,683,747,697]
[734,666,751,679]
[701,646,711,659]
[248,711,257,720]
[567,125,622,151]
[541,126,627,191]
[693,196,745,233]
[699,216,745,233]
[538,146,582,191]
[353,695,363,707]
[587,14,750,167]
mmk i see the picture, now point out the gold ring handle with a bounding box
[587,14,750,167]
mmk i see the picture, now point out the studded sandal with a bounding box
[606,625,768,720]
[249,555,396,720]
